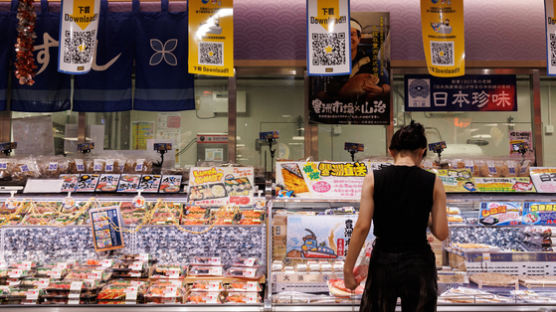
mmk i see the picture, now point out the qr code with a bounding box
[551,33,556,66]
[311,32,346,66]
[63,30,96,64]
[430,41,454,66]
[199,42,223,65]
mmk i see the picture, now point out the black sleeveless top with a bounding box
[372,165,436,250]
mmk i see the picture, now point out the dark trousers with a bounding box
[359,244,438,312]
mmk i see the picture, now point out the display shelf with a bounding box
[0,305,265,311]
[272,305,556,312]
[270,199,359,210]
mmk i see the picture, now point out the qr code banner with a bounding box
[307,0,350,76]
[420,0,465,77]
[188,0,234,77]
[544,0,556,75]
[58,0,100,74]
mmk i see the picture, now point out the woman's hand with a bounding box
[343,269,359,290]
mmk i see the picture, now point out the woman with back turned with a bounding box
[343,121,449,312]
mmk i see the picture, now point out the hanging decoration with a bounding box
[14,0,38,86]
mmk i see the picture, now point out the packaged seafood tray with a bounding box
[19,277,50,289]
[149,202,183,225]
[145,280,185,304]
[188,265,224,277]
[0,287,44,304]
[231,257,259,267]
[225,281,262,292]
[96,280,147,303]
[191,257,222,266]
[225,266,261,280]
[210,207,237,225]
[182,206,211,225]
[189,280,223,292]
[186,291,222,304]
[111,260,150,279]
[36,265,70,280]
[224,291,261,304]
[119,202,147,226]
[151,264,186,279]
[238,209,265,225]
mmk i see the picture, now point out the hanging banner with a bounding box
[309,12,390,124]
[188,0,234,77]
[187,166,255,206]
[473,177,536,193]
[428,168,474,192]
[545,0,556,75]
[276,161,368,200]
[89,206,125,252]
[405,75,516,111]
[306,0,351,76]
[58,0,101,74]
[420,0,464,77]
[0,0,17,110]
[530,167,556,193]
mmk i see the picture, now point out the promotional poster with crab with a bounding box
[276,161,368,200]
[286,215,373,259]
[188,167,255,206]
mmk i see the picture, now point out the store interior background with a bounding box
[5,0,555,171]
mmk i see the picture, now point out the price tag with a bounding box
[68,292,81,299]
[244,293,258,303]
[170,280,182,288]
[244,257,257,266]
[56,262,68,270]
[135,160,145,172]
[167,268,180,278]
[49,270,62,279]
[37,278,50,289]
[138,253,149,262]
[0,162,7,170]
[210,267,223,276]
[163,287,176,298]
[245,282,258,291]
[130,281,143,287]
[206,292,219,304]
[20,164,29,172]
[76,160,85,172]
[125,288,138,301]
[93,160,103,172]
[89,270,103,280]
[22,261,32,270]
[100,259,113,268]
[210,257,222,265]
[26,290,39,301]
[0,260,7,269]
[48,162,58,171]
[8,280,20,286]
[130,261,143,271]
[68,299,80,305]
[8,269,22,278]
[207,281,221,291]
[70,281,83,292]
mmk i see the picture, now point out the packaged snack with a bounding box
[92,159,105,173]
[0,158,12,181]
[518,160,531,177]
[506,160,519,177]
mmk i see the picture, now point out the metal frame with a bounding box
[227,70,237,163]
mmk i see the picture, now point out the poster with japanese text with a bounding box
[530,167,556,193]
[188,0,234,76]
[132,121,154,150]
[405,75,516,111]
[428,169,474,192]
[523,202,556,225]
[276,161,368,200]
[58,0,101,74]
[89,206,125,252]
[306,0,351,75]
[473,177,536,193]
[188,167,254,206]
[420,0,464,77]
[479,201,522,226]
[544,0,556,75]
[309,12,390,124]
[286,214,367,258]
[509,131,534,160]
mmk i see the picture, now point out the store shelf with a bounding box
[271,305,556,312]
[0,305,264,311]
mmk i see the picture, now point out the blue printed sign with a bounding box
[405,75,517,111]
[523,202,556,225]
[89,206,125,252]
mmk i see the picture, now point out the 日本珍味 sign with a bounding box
[405,75,516,111]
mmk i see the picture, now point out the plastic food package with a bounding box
[225,291,261,304]
[145,281,184,304]
[151,264,184,279]
[0,158,13,181]
[190,280,223,291]
[186,291,221,304]
[231,257,259,267]
[226,281,261,292]
[225,266,260,279]
[188,265,224,277]
[192,256,221,266]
